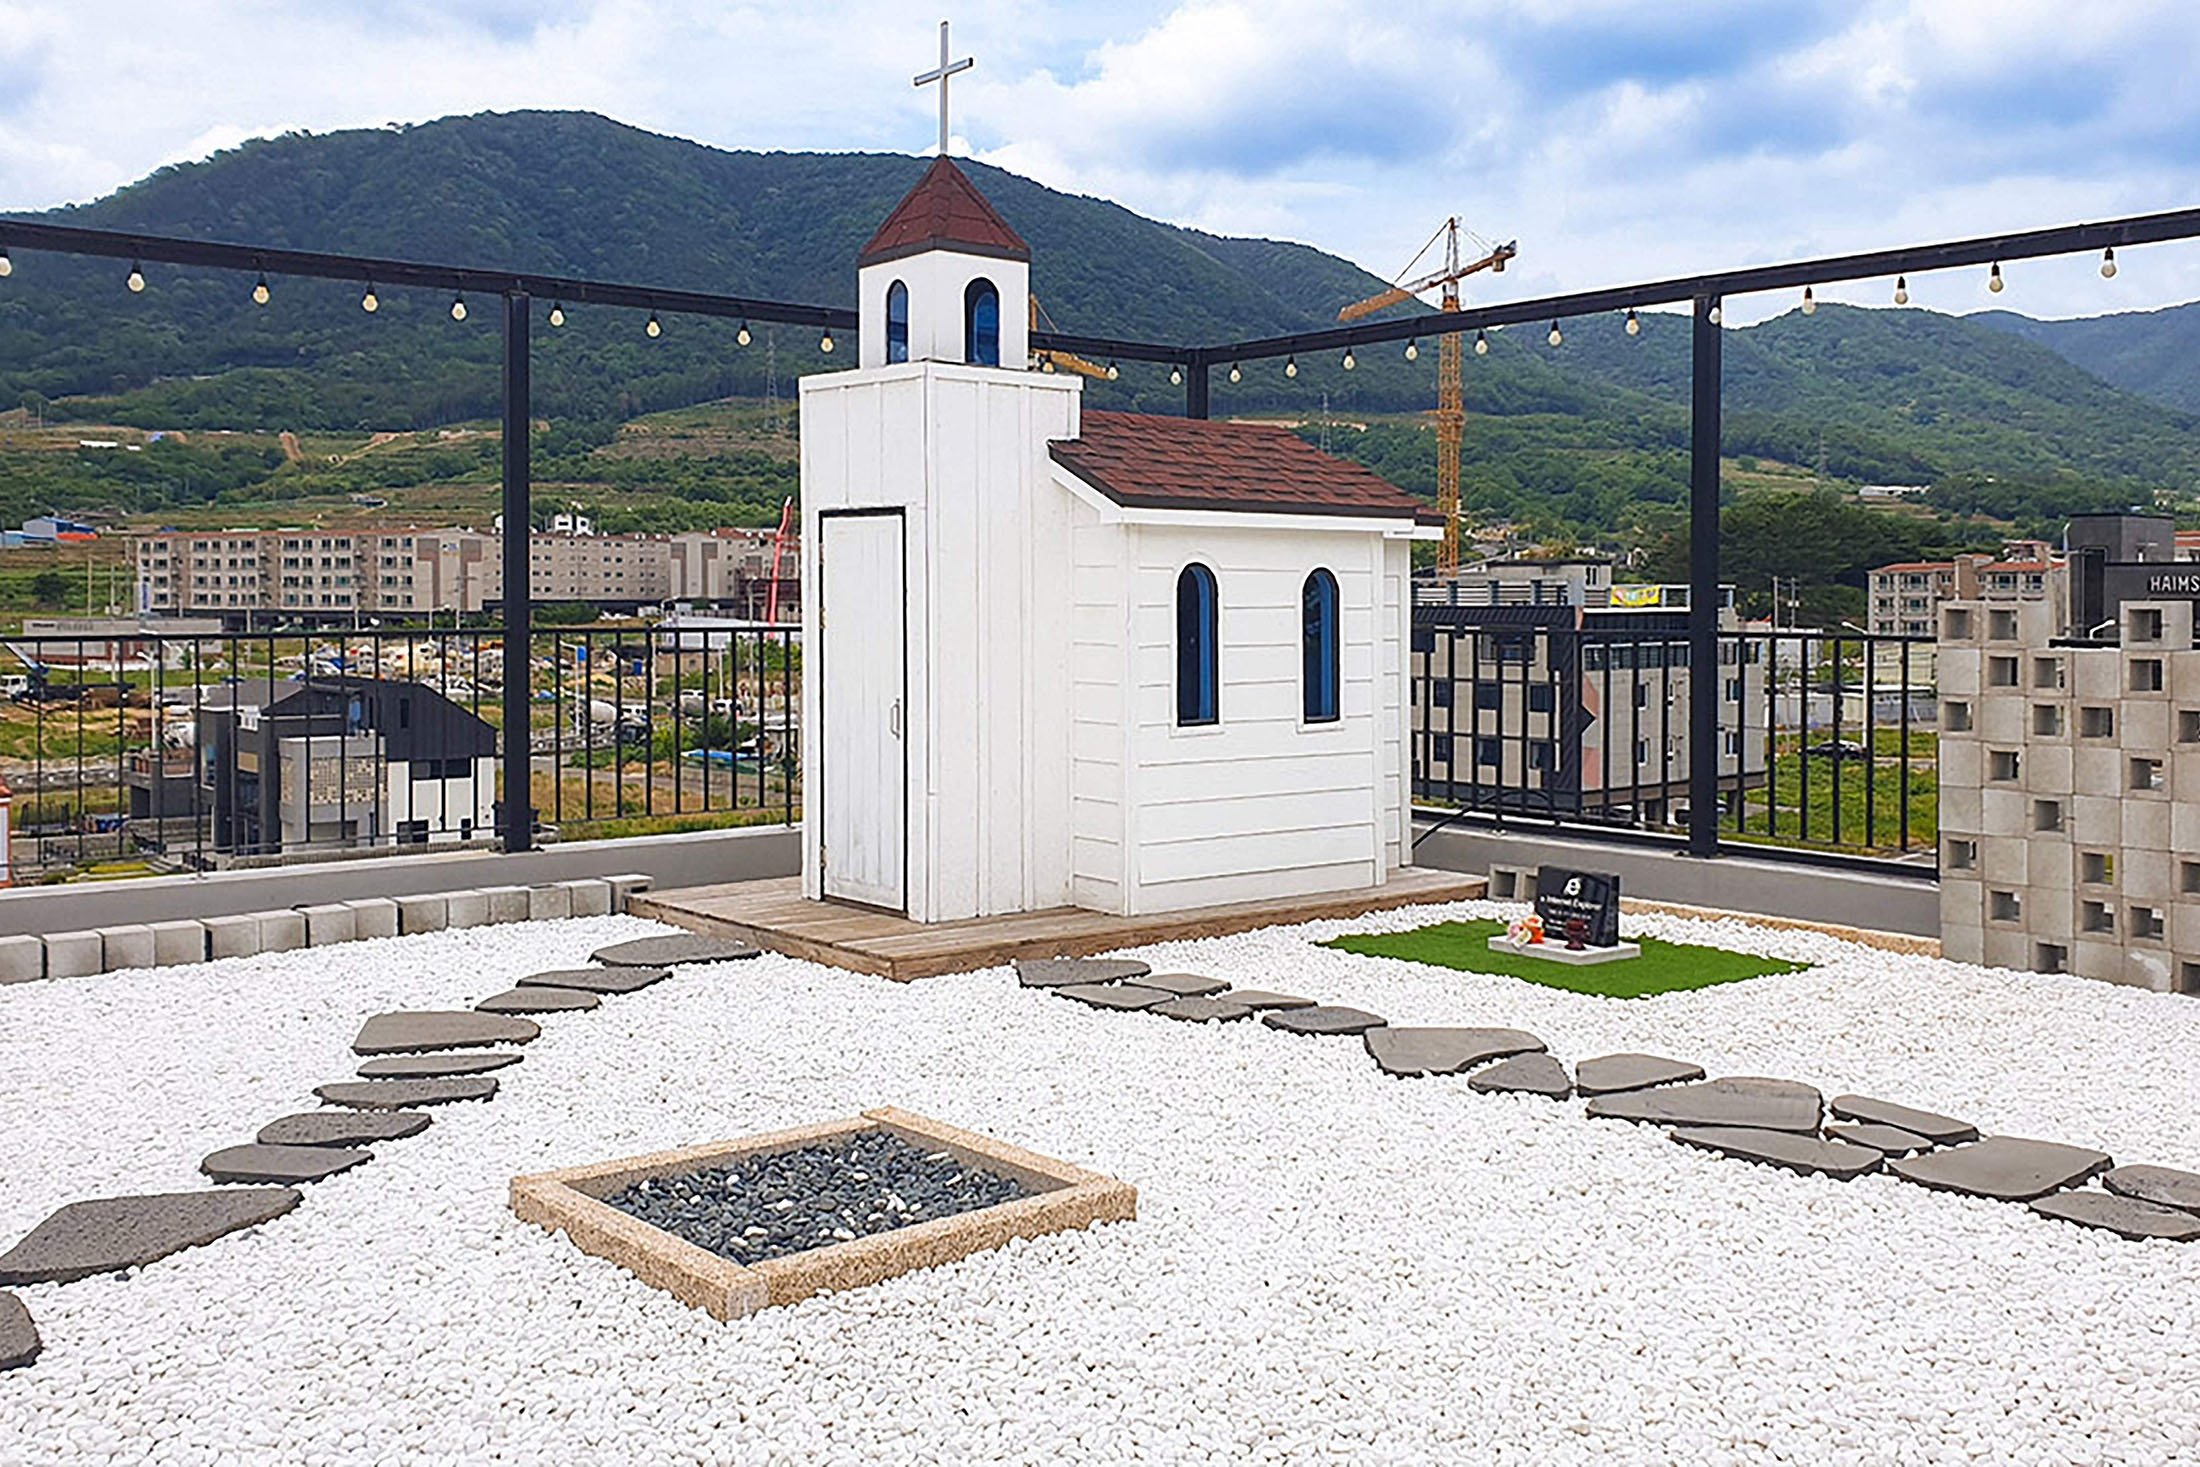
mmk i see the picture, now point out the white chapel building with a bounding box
[799,158,1440,922]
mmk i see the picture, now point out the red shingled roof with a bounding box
[1051,412,1443,525]
[857,157,1030,268]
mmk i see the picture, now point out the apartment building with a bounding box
[1867,541,2062,636]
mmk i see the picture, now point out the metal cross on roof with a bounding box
[913,19,974,157]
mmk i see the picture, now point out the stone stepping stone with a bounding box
[314,1077,498,1110]
[1828,1095,1978,1146]
[258,1111,431,1147]
[2030,1190,2200,1242]
[0,1293,38,1372]
[201,1144,371,1185]
[1365,1027,1545,1078]
[1139,972,1230,998]
[516,966,670,995]
[1014,957,1151,988]
[1218,990,1316,1011]
[0,1188,300,1285]
[1574,1053,1706,1097]
[591,934,759,967]
[1262,1005,1386,1036]
[353,1011,539,1056]
[1587,1077,1823,1133]
[1890,1136,2112,1203]
[1153,997,1253,1023]
[2102,1165,2200,1216]
[1824,1122,1935,1157]
[356,1053,520,1080]
[1055,982,1174,1011]
[1469,1053,1573,1099]
[475,986,600,1015]
[1671,1126,1883,1180]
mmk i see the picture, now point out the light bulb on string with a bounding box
[252,273,270,306]
[1284,355,1298,378]
[1228,363,1242,383]
[1106,361,1119,380]
[736,321,752,347]
[2100,247,2118,279]
[127,259,145,294]
[1041,357,1056,373]
[548,302,565,328]
[0,246,12,279]
[1987,262,2004,293]
[646,311,662,338]
[1342,349,1356,371]
[1404,337,1418,361]
[819,330,834,353]
[1473,329,1488,356]
[451,293,468,322]
[1169,364,1183,386]
[1801,286,1816,315]
[1624,308,1640,336]
[1893,276,1908,306]
[362,282,379,313]
[1707,303,1722,325]
[1546,320,1562,347]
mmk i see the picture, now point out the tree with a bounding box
[29,569,70,607]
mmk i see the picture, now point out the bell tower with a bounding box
[856,158,1031,371]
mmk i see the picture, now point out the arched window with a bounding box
[1176,563,1219,726]
[1302,568,1340,723]
[964,278,1000,367]
[885,280,910,364]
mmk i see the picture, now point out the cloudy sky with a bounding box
[3,0,2198,322]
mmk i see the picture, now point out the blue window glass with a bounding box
[1302,568,1339,723]
[1176,563,1218,726]
[886,280,909,364]
[964,278,1000,366]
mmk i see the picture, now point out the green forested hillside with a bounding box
[1973,301,2200,416]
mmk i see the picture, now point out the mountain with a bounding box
[1972,302,2200,416]
[0,108,2195,529]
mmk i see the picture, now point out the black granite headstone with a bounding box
[1533,866,1620,948]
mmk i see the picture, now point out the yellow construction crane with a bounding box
[1029,296,1117,380]
[1338,220,1516,576]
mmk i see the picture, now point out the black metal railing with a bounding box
[0,623,797,880]
[1411,615,1937,864]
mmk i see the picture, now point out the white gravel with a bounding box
[3,900,2198,1466]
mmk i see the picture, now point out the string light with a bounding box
[1041,357,1057,373]
[1546,320,1562,347]
[2100,247,2118,279]
[126,259,145,293]
[252,270,270,306]
[1624,308,1640,336]
[1893,276,1908,305]
[1106,361,1120,380]
[362,281,379,313]
[1404,337,1418,361]
[548,302,565,327]
[1284,355,1298,378]
[736,320,752,347]
[1342,349,1356,370]
[450,293,468,321]
[1473,329,1488,356]
[1707,303,1722,325]
[1987,261,2004,293]
[1229,362,1242,383]
[819,330,834,353]
[1169,365,1183,386]
[1801,286,1816,315]
[645,311,662,338]
[0,246,12,279]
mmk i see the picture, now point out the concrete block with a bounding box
[2072,747,2122,797]
[2124,701,2171,752]
[397,894,448,934]
[0,934,45,984]
[2175,802,2200,853]
[2125,799,2171,851]
[605,874,653,912]
[2172,902,2200,957]
[2023,743,2071,795]
[2072,654,2121,701]
[258,910,306,953]
[1981,926,2030,972]
[526,884,573,922]
[150,920,207,967]
[2123,949,2175,993]
[482,885,530,925]
[1979,697,2024,744]
[2123,851,2174,904]
[2173,752,2200,805]
[1938,739,1982,791]
[300,904,357,947]
[1939,921,1983,966]
[205,914,263,960]
[2169,652,2200,703]
[1980,788,2027,835]
[2023,883,2073,936]
[1939,877,1983,928]
[562,879,614,918]
[1939,783,1982,834]
[444,890,490,929]
[344,898,400,940]
[1982,838,2028,886]
[2071,796,2121,847]
[1939,648,1980,696]
[43,931,105,980]
[2074,940,2123,983]
[98,925,157,972]
[2024,842,2073,890]
[2016,598,2059,645]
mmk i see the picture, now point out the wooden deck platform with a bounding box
[629,869,1487,981]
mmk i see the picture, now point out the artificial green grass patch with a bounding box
[1322,919,1806,999]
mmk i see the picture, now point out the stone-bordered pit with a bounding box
[511,1107,1135,1321]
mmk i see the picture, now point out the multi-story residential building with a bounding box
[1410,559,1768,829]
[1867,541,2062,636]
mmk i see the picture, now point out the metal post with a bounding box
[1185,357,1210,420]
[501,290,533,854]
[1687,293,1722,859]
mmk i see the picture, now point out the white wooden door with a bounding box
[820,512,907,910]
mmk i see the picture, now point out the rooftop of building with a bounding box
[857,156,1031,268]
[1051,411,1442,525]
